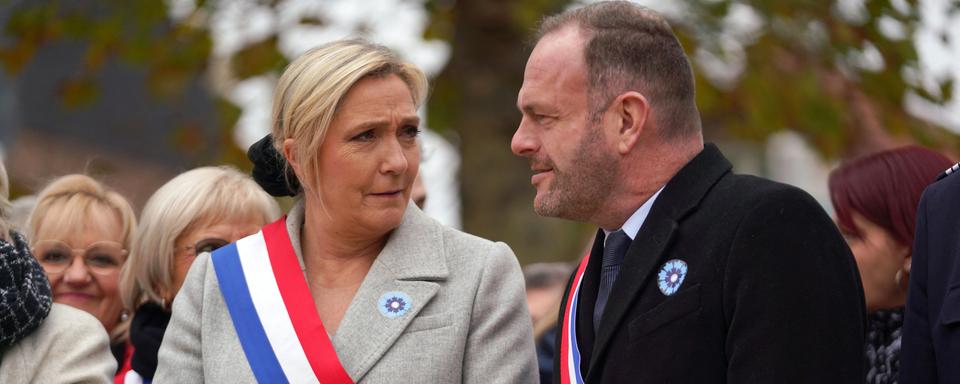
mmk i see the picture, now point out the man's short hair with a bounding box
[538,1,701,139]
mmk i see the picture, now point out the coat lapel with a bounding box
[328,204,448,382]
[586,144,732,379]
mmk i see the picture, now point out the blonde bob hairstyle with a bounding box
[271,39,428,195]
[27,174,137,342]
[27,174,137,251]
[120,166,280,310]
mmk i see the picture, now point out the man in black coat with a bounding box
[511,2,866,382]
[901,163,960,383]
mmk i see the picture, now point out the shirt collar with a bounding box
[604,186,665,242]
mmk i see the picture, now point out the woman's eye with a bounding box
[41,250,70,263]
[196,239,228,254]
[351,130,376,141]
[87,253,120,267]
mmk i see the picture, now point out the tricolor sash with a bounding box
[211,217,354,384]
[560,254,591,384]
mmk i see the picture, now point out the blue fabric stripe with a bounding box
[570,283,585,384]
[211,243,288,384]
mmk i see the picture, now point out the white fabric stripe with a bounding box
[566,276,584,384]
[236,233,320,384]
[123,370,144,384]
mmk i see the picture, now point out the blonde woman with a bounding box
[118,166,279,382]
[0,164,116,383]
[155,39,537,383]
[27,174,136,377]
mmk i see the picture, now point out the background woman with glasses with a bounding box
[0,163,117,383]
[118,166,279,383]
[26,174,137,378]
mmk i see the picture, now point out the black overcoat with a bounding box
[555,144,866,383]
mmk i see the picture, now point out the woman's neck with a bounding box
[300,210,383,288]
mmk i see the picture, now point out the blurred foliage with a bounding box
[0,0,229,162]
[231,35,287,80]
[671,0,959,158]
[424,0,598,264]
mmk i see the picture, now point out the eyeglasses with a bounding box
[176,238,230,256]
[32,240,127,276]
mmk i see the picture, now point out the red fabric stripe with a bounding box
[262,217,354,384]
[559,255,590,384]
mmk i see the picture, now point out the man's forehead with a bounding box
[528,26,585,70]
[519,27,588,108]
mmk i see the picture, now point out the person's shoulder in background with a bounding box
[925,162,960,210]
[0,303,117,384]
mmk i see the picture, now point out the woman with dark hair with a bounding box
[829,146,954,384]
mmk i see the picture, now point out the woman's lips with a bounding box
[370,190,403,198]
[54,292,97,304]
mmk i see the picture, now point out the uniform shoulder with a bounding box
[936,161,960,181]
[922,162,960,207]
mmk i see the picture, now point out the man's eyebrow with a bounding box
[518,100,542,114]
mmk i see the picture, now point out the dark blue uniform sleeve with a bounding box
[901,192,938,383]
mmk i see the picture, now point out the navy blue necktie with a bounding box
[594,230,631,334]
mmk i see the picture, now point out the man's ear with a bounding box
[282,138,304,182]
[612,91,649,155]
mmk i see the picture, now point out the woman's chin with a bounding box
[360,209,406,235]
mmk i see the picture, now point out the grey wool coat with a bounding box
[154,201,538,383]
[0,304,117,384]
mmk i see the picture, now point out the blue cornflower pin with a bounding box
[378,291,412,319]
[657,259,688,296]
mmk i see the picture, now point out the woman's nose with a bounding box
[62,256,92,284]
[380,138,410,175]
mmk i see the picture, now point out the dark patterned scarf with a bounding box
[0,230,52,348]
[865,308,903,384]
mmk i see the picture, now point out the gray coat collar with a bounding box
[283,199,449,381]
[285,199,449,280]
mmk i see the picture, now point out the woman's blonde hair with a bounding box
[272,39,428,195]
[26,174,137,341]
[0,162,11,241]
[120,166,280,310]
[27,174,137,250]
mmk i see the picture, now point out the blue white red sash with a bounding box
[211,217,354,384]
[560,254,591,384]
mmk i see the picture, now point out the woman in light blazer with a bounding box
[154,39,537,383]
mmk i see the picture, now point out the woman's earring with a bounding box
[120,309,131,322]
[896,265,911,292]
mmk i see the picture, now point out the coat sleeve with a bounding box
[32,305,117,384]
[462,242,539,383]
[154,253,210,383]
[900,191,937,383]
[723,188,866,382]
